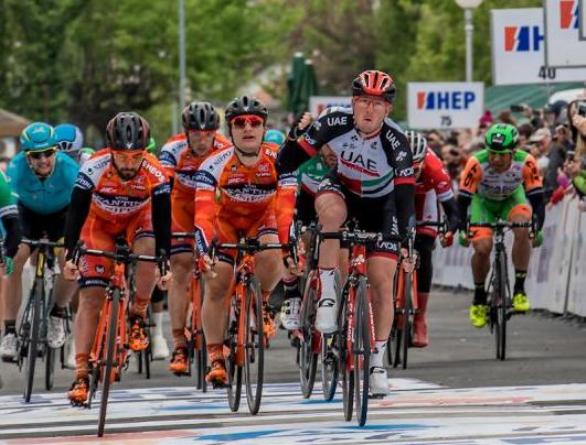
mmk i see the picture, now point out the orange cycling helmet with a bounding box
[352,70,396,103]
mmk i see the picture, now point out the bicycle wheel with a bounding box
[354,277,371,427]
[98,289,121,438]
[244,276,264,415]
[226,296,242,412]
[299,273,318,399]
[401,273,413,370]
[321,333,338,401]
[495,252,508,361]
[340,287,353,422]
[24,277,43,403]
[45,347,55,391]
[192,277,207,392]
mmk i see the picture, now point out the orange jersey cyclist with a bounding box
[458,123,545,329]
[63,112,172,405]
[279,70,416,397]
[194,96,297,387]
[158,102,231,376]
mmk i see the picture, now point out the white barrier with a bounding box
[433,194,583,317]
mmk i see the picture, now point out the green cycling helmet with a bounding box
[485,123,518,152]
[146,136,157,154]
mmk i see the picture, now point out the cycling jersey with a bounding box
[0,170,20,257]
[416,149,456,237]
[159,132,231,197]
[298,108,415,198]
[64,148,172,258]
[159,132,231,254]
[194,143,297,255]
[459,150,542,201]
[297,156,329,197]
[7,151,79,214]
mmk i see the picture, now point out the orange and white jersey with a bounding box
[159,132,231,200]
[194,143,297,249]
[75,148,170,221]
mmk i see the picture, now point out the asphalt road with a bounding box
[1,287,585,397]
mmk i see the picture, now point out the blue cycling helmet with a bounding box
[264,129,286,146]
[20,122,56,152]
[55,123,84,153]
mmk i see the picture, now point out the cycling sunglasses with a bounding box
[27,147,57,160]
[231,115,264,129]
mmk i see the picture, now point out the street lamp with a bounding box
[177,0,186,133]
[455,0,483,82]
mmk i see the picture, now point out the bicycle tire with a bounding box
[192,277,207,392]
[227,296,242,412]
[197,335,207,393]
[244,276,264,415]
[401,272,413,370]
[143,307,152,380]
[97,289,121,438]
[24,277,43,403]
[340,286,353,422]
[45,346,55,391]
[354,277,371,427]
[495,251,508,361]
[299,272,318,399]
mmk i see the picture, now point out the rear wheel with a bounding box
[244,277,264,415]
[226,295,242,412]
[401,273,413,370]
[494,252,508,361]
[45,347,55,391]
[98,290,121,438]
[353,278,371,427]
[340,288,353,422]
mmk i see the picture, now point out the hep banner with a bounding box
[545,0,586,67]
[309,96,352,118]
[491,8,586,84]
[407,82,484,129]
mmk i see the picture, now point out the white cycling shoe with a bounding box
[280,297,301,330]
[369,367,390,397]
[151,334,170,360]
[0,333,17,361]
[47,315,67,349]
[315,297,338,334]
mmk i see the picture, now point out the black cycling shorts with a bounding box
[18,204,68,242]
[316,175,399,259]
[296,190,317,227]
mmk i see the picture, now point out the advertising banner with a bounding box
[544,0,586,67]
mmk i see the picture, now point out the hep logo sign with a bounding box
[560,0,579,29]
[504,26,543,52]
[416,91,476,111]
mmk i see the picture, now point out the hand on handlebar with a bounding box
[0,257,14,276]
[400,248,416,273]
[531,230,544,248]
[458,231,470,248]
[439,231,454,248]
[63,259,79,281]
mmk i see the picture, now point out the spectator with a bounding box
[497,110,517,126]
[440,143,464,189]
[517,123,534,148]
[554,124,573,152]
[426,130,443,158]
[548,150,579,207]
[530,127,566,201]
[479,110,493,128]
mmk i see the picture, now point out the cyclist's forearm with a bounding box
[394,183,415,239]
[1,214,21,257]
[151,190,172,257]
[457,193,472,230]
[441,196,460,232]
[64,187,92,257]
[527,188,545,230]
[277,139,312,174]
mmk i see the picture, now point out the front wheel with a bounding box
[339,288,353,422]
[244,277,264,415]
[45,346,55,391]
[353,277,371,427]
[24,278,43,403]
[299,272,318,399]
[494,252,508,361]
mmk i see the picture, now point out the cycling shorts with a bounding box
[215,210,278,265]
[469,186,532,241]
[78,209,154,288]
[316,175,399,260]
[296,189,316,227]
[171,193,195,255]
[19,204,68,242]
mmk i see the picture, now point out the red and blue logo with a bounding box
[504,26,543,52]
[416,91,476,110]
[560,0,579,30]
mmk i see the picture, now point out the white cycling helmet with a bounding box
[405,130,427,164]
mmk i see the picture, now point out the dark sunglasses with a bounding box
[232,115,264,129]
[27,147,57,160]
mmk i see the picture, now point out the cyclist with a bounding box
[407,130,459,347]
[458,123,545,328]
[264,128,286,146]
[0,123,79,361]
[159,101,231,375]
[62,112,172,404]
[55,124,95,165]
[0,169,21,275]
[279,70,415,397]
[194,95,297,387]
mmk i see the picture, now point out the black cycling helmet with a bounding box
[182,101,220,131]
[224,95,268,123]
[106,112,150,150]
